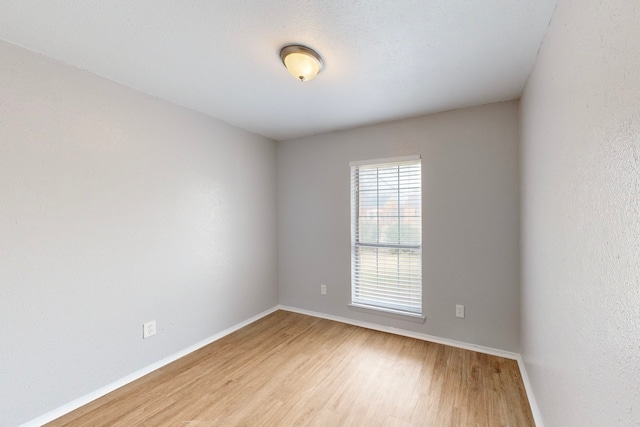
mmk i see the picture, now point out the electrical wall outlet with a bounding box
[143,320,156,339]
[455,305,465,319]
[320,284,327,295]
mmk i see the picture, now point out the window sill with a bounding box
[348,303,426,323]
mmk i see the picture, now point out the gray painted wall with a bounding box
[520,0,640,425]
[278,101,521,352]
[0,40,278,427]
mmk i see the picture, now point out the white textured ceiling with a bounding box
[0,1,557,140]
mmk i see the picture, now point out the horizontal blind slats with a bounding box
[351,157,422,315]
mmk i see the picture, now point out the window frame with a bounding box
[349,155,424,320]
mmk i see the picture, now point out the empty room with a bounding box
[1,0,638,426]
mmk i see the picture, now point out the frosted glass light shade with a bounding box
[280,45,323,82]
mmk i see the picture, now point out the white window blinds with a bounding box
[350,156,422,314]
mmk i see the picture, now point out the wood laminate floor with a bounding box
[47,310,534,426]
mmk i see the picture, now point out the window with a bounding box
[350,156,422,316]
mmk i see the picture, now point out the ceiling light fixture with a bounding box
[280,45,324,82]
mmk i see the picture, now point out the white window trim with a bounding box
[349,154,421,168]
[348,303,426,323]
[350,155,423,319]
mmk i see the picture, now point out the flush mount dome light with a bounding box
[280,45,324,82]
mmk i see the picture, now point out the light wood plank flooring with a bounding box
[47,310,534,426]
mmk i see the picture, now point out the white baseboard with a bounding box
[278,305,544,427]
[278,305,519,360]
[24,305,543,427]
[21,306,280,427]
[516,354,545,427]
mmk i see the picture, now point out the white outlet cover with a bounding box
[455,305,465,319]
[143,320,156,338]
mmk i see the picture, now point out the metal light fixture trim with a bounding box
[280,45,324,82]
